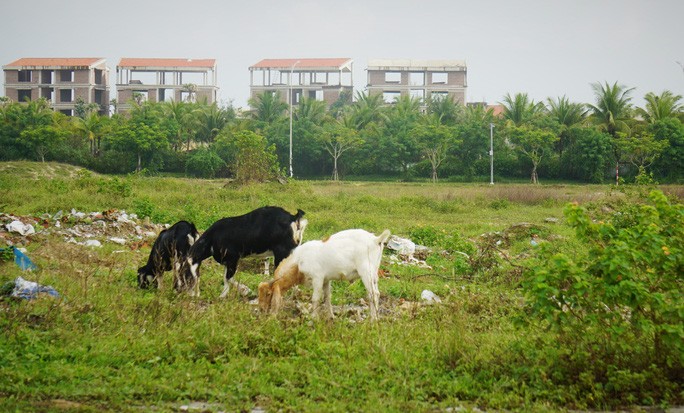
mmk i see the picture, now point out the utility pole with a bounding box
[489,123,495,185]
[289,60,300,178]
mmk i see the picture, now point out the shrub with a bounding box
[185,148,225,178]
[524,190,683,385]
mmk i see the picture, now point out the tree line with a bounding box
[1,81,683,183]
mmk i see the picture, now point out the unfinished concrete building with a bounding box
[366,59,467,107]
[249,58,353,107]
[115,58,218,112]
[2,57,110,116]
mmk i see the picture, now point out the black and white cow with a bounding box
[177,206,307,297]
[137,220,200,289]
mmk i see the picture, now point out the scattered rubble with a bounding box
[0,209,168,251]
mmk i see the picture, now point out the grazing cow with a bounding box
[177,206,307,297]
[137,220,200,289]
[258,228,391,321]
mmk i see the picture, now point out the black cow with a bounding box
[177,206,307,297]
[137,220,200,289]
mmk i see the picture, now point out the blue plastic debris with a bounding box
[0,247,38,271]
[12,247,38,271]
[11,276,60,300]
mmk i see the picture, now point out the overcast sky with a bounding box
[3,0,683,109]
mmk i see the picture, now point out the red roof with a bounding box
[118,58,216,69]
[250,58,352,71]
[4,58,105,68]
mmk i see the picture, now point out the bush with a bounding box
[185,148,225,178]
[524,190,683,395]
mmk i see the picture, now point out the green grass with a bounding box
[0,161,681,412]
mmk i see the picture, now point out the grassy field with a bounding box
[0,162,681,412]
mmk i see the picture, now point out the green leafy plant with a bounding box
[525,190,683,374]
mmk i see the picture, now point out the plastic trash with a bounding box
[0,247,38,271]
[421,289,442,304]
[10,276,60,299]
[6,220,36,236]
[387,236,416,256]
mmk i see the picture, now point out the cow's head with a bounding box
[137,266,158,289]
[291,209,308,245]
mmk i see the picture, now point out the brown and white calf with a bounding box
[258,228,391,321]
[177,206,307,297]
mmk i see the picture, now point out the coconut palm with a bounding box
[248,91,288,124]
[547,96,587,155]
[426,94,463,125]
[73,112,103,156]
[501,93,545,126]
[586,81,635,136]
[587,81,636,184]
[348,91,387,130]
[636,91,683,124]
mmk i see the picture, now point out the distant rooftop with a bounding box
[250,58,353,72]
[117,58,217,70]
[3,57,106,69]
[367,59,466,71]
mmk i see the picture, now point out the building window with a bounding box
[60,109,73,116]
[60,70,73,82]
[432,72,448,84]
[383,91,400,103]
[18,90,32,102]
[385,72,401,83]
[409,72,424,86]
[94,69,103,85]
[18,70,32,82]
[60,89,73,102]
[41,70,52,84]
[409,89,425,102]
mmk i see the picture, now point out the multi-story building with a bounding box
[249,58,354,107]
[115,58,218,112]
[366,59,467,107]
[2,57,110,115]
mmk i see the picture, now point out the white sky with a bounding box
[3,0,683,109]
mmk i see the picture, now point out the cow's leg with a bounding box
[360,271,379,321]
[311,277,325,318]
[322,280,334,319]
[219,256,239,298]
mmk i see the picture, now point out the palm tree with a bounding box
[500,93,545,126]
[348,91,387,130]
[547,96,587,155]
[426,94,463,125]
[196,103,234,144]
[587,81,636,184]
[73,112,103,156]
[586,81,635,136]
[248,91,288,124]
[636,91,683,124]
[294,97,327,125]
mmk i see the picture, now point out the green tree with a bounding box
[561,127,613,183]
[587,81,636,183]
[106,120,169,172]
[426,94,462,126]
[381,95,422,175]
[320,120,363,181]
[414,117,459,182]
[636,91,683,124]
[546,95,587,156]
[73,112,105,156]
[248,91,288,125]
[501,93,545,126]
[648,118,684,180]
[230,130,281,183]
[616,131,669,174]
[507,124,559,184]
[19,124,69,162]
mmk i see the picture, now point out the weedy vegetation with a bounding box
[0,162,682,412]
